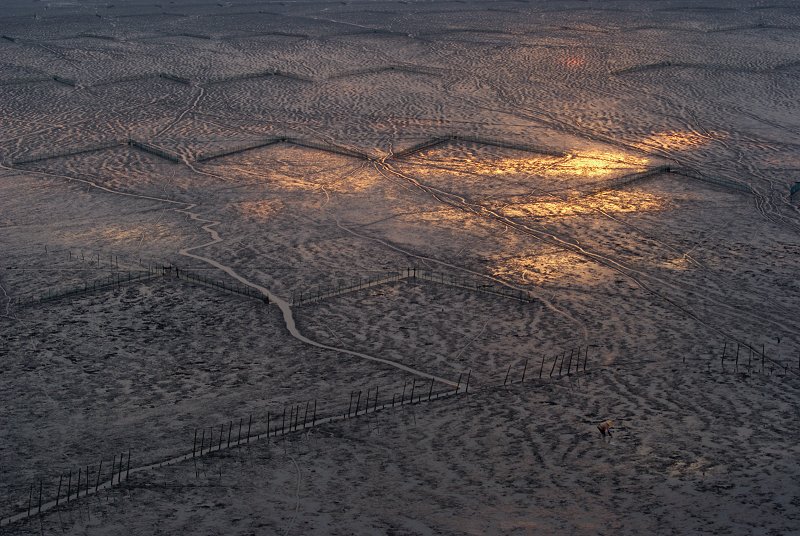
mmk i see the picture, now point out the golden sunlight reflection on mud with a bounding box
[633,130,713,152]
[491,250,611,286]
[88,224,170,243]
[409,207,488,230]
[496,190,666,219]
[235,199,283,222]
[413,148,649,181]
[206,147,376,194]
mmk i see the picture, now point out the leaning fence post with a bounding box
[465,370,471,394]
[521,359,528,383]
[539,355,545,378]
[247,414,252,442]
[428,379,434,401]
[722,341,727,370]
[550,354,558,377]
[200,429,205,457]
[126,450,130,480]
[312,401,317,426]
[238,418,243,445]
[227,421,233,448]
[503,364,511,386]
[56,474,63,507]
[454,373,462,394]
[95,460,102,492]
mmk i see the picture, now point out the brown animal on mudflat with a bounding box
[597,419,614,437]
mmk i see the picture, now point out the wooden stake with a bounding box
[96,460,102,492]
[722,341,727,366]
[428,380,434,401]
[503,364,511,386]
[521,359,528,383]
[566,349,573,375]
[550,354,558,377]
[539,355,545,378]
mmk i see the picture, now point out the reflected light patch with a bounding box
[406,207,487,230]
[563,55,586,69]
[555,151,649,178]
[634,130,713,152]
[414,148,649,181]
[94,224,167,243]
[491,250,602,285]
[498,190,666,219]
[235,199,283,222]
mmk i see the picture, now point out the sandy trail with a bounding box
[176,208,457,386]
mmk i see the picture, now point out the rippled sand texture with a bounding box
[1,0,799,534]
